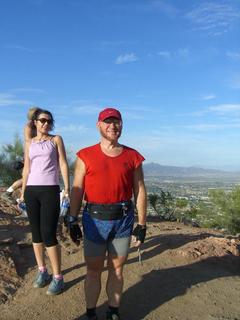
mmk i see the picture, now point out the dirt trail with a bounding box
[0,196,240,320]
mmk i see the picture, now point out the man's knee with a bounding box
[86,256,105,278]
[86,267,103,282]
[107,260,125,279]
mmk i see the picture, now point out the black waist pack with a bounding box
[86,201,133,220]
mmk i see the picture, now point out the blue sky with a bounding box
[0,0,240,170]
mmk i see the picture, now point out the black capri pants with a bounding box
[24,185,60,247]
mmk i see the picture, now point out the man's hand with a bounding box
[69,224,82,245]
[132,224,147,246]
[64,214,83,245]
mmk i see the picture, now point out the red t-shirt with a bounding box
[76,143,145,204]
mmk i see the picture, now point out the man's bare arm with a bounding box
[133,164,147,226]
[70,157,86,217]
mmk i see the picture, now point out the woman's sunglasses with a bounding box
[36,118,53,125]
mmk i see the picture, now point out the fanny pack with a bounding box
[86,201,133,220]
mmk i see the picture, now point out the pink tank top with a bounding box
[27,139,59,186]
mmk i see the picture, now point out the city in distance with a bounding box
[143,162,240,200]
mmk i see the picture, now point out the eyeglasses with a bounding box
[36,118,53,125]
[102,118,122,125]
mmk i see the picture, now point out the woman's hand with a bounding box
[19,194,24,203]
[63,189,70,199]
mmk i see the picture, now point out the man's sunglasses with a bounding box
[36,118,53,125]
[103,118,122,125]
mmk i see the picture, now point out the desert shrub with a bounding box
[0,135,24,186]
[148,191,188,221]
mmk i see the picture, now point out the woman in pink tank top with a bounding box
[21,108,70,295]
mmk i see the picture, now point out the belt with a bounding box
[86,201,133,220]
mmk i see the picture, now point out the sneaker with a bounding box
[46,277,64,295]
[15,211,28,219]
[1,192,17,205]
[106,312,120,320]
[33,270,51,288]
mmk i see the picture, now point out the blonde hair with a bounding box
[27,106,40,120]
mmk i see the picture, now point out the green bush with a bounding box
[148,187,240,235]
[0,135,24,186]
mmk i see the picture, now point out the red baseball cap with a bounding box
[98,107,122,121]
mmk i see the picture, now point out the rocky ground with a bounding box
[0,189,240,320]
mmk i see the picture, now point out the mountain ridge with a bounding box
[143,162,240,177]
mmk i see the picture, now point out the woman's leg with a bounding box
[24,186,46,267]
[46,245,61,276]
[40,186,61,276]
[33,242,45,268]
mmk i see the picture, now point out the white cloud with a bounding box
[226,50,240,61]
[192,103,240,118]
[73,105,101,114]
[122,105,162,113]
[58,124,88,133]
[208,104,240,115]
[157,51,171,59]
[157,48,189,60]
[111,1,178,18]
[201,94,216,100]
[231,77,240,89]
[115,53,138,64]
[228,73,240,89]
[176,48,189,59]
[185,2,240,36]
[184,123,240,131]
[12,88,44,93]
[0,119,21,132]
[123,112,144,120]
[4,44,34,52]
[0,93,32,106]
[100,40,127,47]
[177,48,189,58]
[149,1,178,17]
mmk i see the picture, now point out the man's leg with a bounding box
[84,255,105,308]
[106,254,128,307]
[1,178,23,205]
[105,236,131,319]
[83,235,107,319]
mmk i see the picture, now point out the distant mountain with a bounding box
[143,162,240,178]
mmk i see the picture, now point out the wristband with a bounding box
[137,224,147,229]
[68,215,78,223]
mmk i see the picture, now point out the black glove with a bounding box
[132,224,147,243]
[69,224,82,244]
[64,214,83,245]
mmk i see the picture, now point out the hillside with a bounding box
[0,190,240,320]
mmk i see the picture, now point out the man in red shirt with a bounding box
[69,107,147,320]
